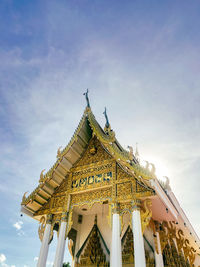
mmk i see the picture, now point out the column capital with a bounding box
[46,214,53,224]
[111,201,120,214]
[61,212,68,222]
[131,199,142,211]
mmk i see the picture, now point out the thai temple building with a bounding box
[21,92,200,267]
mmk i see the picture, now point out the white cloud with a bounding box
[0,254,6,263]
[13,221,23,230]
[0,254,16,267]
[34,257,38,262]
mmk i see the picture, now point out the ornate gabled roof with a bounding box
[21,105,155,216]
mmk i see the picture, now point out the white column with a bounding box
[37,214,52,267]
[54,212,68,267]
[132,200,146,267]
[110,203,122,267]
[154,231,164,267]
[71,259,75,267]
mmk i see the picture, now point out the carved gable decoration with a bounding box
[73,136,112,167]
[116,163,154,200]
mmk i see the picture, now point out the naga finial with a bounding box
[83,89,90,108]
[57,146,62,159]
[103,107,110,128]
[22,191,28,204]
[39,169,46,184]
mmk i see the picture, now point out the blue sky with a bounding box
[0,0,200,266]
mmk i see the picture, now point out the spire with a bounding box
[103,107,110,129]
[83,88,90,108]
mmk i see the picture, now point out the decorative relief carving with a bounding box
[141,199,152,234]
[38,216,46,242]
[52,195,65,209]
[117,164,133,181]
[71,170,112,192]
[117,182,132,201]
[120,202,132,214]
[73,137,112,167]
[71,187,112,207]
[154,220,197,266]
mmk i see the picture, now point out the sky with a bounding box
[0,0,200,266]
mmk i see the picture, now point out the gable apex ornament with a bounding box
[103,107,110,129]
[83,88,90,108]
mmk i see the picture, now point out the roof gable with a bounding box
[21,107,155,216]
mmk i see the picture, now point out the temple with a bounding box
[21,94,200,267]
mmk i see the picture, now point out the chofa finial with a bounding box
[103,107,110,128]
[83,89,90,108]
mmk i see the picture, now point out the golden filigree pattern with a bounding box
[141,199,152,234]
[73,137,112,167]
[71,187,112,207]
[38,216,46,242]
[117,182,132,201]
[52,195,66,209]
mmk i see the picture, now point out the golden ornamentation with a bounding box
[122,226,155,267]
[49,213,62,241]
[107,203,112,228]
[21,108,88,206]
[188,247,196,265]
[77,217,109,267]
[22,191,28,204]
[71,187,112,208]
[66,208,73,237]
[111,201,120,214]
[120,202,132,214]
[117,182,132,201]
[38,216,46,242]
[73,137,112,167]
[61,212,68,222]
[183,239,196,264]
[89,146,97,155]
[21,107,155,210]
[46,214,53,224]
[120,214,125,234]
[39,169,46,184]
[141,199,152,234]
[52,195,66,209]
[68,239,74,260]
[176,229,185,253]
[117,163,133,181]
[57,146,62,159]
[88,111,116,144]
[157,221,169,253]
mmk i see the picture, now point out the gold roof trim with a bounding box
[21,108,89,207]
[87,108,155,181]
[21,107,155,210]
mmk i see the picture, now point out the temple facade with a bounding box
[21,96,200,267]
